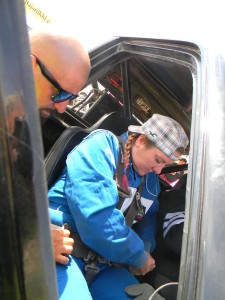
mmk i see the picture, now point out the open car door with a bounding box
[0,0,57,299]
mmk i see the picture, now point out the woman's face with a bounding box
[131,135,174,176]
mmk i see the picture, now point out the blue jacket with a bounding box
[48,130,160,267]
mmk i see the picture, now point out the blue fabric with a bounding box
[89,265,138,300]
[56,257,92,300]
[49,129,160,299]
[57,256,138,300]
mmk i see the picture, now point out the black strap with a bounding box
[115,136,145,226]
[117,189,129,210]
[70,231,90,259]
[124,176,145,227]
[85,262,99,285]
[115,136,131,210]
[84,250,100,286]
[52,224,101,285]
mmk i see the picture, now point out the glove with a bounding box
[125,283,165,300]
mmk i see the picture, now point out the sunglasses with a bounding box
[31,54,78,103]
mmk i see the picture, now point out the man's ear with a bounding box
[30,55,39,77]
[31,54,37,68]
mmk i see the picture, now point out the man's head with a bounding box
[29,27,90,118]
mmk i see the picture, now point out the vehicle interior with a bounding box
[43,37,197,299]
[3,0,225,298]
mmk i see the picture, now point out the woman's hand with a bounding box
[129,251,155,276]
[51,228,74,264]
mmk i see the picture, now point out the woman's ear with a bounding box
[135,135,145,147]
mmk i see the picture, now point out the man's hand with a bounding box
[129,251,155,276]
[51,228,74,264]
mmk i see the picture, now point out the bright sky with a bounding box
[25,0,224,53]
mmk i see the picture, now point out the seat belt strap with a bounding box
[115,136,145,226]
[115,136,131,210]
[84,250,99,286]
[124,176,145,227]
[60,225,113,285]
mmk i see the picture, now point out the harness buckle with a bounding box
[97,256,112,266]
[136,192,144,215]
[84,261,99,273]
[83,250,97,265]
[84,251,99,285]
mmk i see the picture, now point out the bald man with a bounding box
[29,27,90,264]
[30,28,90,117]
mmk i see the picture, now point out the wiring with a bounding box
[149,282,179,300]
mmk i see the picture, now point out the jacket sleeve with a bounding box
[132,174,160,253]
[65,130,147,267]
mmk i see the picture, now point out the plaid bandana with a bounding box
[128,114,189,161]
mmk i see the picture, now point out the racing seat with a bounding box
[141,174,188,300]
[45,111,131,189]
